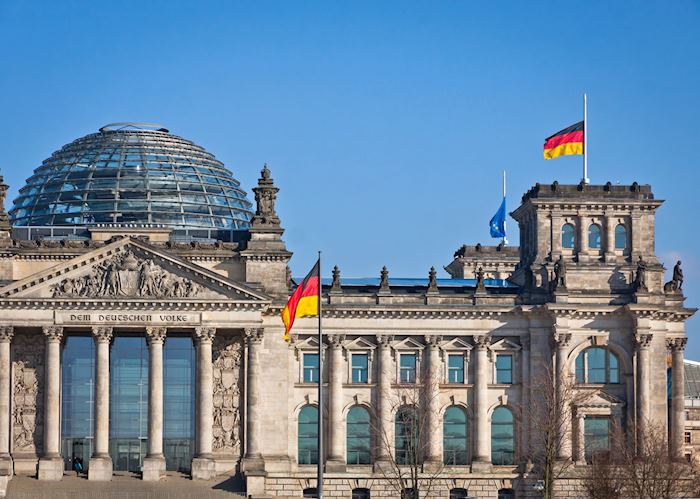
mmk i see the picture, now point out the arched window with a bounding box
[562,223,575,249]
[575,347,620,384]
[395,406,419,465]
[298,405,318,465]
[352,488,371,499]
[347,406,371,465]
[615,224,627,249]
[491,406,515,465]
[588,224,602,249]
[449,489,470,499]
[443,406,468,465]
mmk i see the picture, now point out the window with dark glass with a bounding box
[402,488,418,499]
[399,354,417,384]
[588,224,602,249]
[395,406,419,465]
[615,224,627,249]
[298,405,318,465]
[447,354,465,383]
[498,489,515,499]
[352,488,371,499]
[443,406,468,465]
[575,348,620,384]
[584,417,610,462]
[303,487,318,498]
[685,432,692,444]
[491,406,515,465]
[303,353,319,383]
[352,354,369,383]
[347,406,371,465]
[562,223,575,249]
[450,489,470,499]
[495,354,513,384]
[163,336,195,472]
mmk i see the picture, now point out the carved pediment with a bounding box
[577,390,624,409]
[0,237,271,304]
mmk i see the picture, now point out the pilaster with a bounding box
[0,326,13,476]
[635,327,653,445]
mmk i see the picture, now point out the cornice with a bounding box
[0,298,269,311]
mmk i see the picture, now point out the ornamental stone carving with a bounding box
[252,164,280,226]
[667,337,688,352]
[51,250,202,299]
[244,327,264,345]
[42,326,64,342]
[91,326,113,343]
[212,334,243,458]
[473,334,491,349]
[12,331,45,453]
[0,326,13,342]
[636,333,653,350]
[194,326,216,344]
[145,327,167,344]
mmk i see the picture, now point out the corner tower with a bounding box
[510,181,664,301]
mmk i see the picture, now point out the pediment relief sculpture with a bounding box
[52,250,202,299]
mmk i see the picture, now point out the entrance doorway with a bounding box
[110,438,147,472]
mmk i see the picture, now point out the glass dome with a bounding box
[10,123,254,230]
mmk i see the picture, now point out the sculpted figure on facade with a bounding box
[252,164,281,226]
[633,255,648,292]
[212,335,243,458]
[52,250,202,298]
[12,332,45,453]
[665,260,684,293]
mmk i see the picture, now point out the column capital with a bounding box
[145,326,167,345]
[327,334,345,349]
[425,335,443,348]
[667,337,688,352]
[376,334,394,347]
[91,326,113,343]
[635,333,653,350]
[194,326,216,344]
[473,334,491,349]
[42,325,63,342]
[552,331,572,349]
[244,327,264,345]
[0,326,13,343]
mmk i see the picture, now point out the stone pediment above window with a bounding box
[343,336,376,352]
[577,391,625,411]
[291,335,326,358]
[489,338,522,352]
[0,237,271,304]
[391,337,425,351]
[441,337,473,352]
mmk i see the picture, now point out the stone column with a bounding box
[520,337,530,462]
[375,335,393,463]
[243,328,265,474]
[192,326,216,480]
[578,214,589,261]
[0,326,13,475]
[326,334,346,471]
[38,326,64,481]
[553,328,572,461]
[89,327,113,481]
[551,212,563,261]
[143,327,166,481]
[635,332,652,447]
[425,335,442,466]
[574,414,585,463]
[473,334,491,469]
[668,337,687,459]
[630,209,643,260]
[604,214,616,261]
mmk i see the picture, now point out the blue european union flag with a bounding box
[489,197,506,239]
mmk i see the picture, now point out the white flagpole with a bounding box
[317,251,324,499]
[583,93,589,184]
[502,170,508,246]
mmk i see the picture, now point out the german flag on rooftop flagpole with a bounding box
[543,121,584,160]
[281,259,320,341]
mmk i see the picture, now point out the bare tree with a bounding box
[372,383,445,499]
[525,363,591,499]
[583,420,700,499]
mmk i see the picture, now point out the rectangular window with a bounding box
[685,431,692,444]
[351,354,369,384]
[584,417,610,462]
[495,354,513,384]
[399,354,417,384]
[303,353,319,383]
[447,355,465,384]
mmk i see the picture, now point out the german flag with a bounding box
[544,121,584,160]
[281,259,320,341]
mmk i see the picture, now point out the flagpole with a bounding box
[317,251,324,499]
[583,93,589,184]
[502,170,507,246]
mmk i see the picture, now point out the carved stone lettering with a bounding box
[52,250,202,299]
[12,331,45,453]
[212,334,243,458]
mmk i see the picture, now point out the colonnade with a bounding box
[0,325,240,481]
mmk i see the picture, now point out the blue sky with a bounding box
[1,1,699,354]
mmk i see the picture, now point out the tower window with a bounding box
[562,223,575,249]
[588,224,602,249]
[615,224,627,249]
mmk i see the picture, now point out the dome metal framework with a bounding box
[10,123,254,231]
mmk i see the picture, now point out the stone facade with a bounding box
[0,168,693,499]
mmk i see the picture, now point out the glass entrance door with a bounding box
[111,438,147,472]
[163,336,195,472]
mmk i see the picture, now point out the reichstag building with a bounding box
[0,123,692,498]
